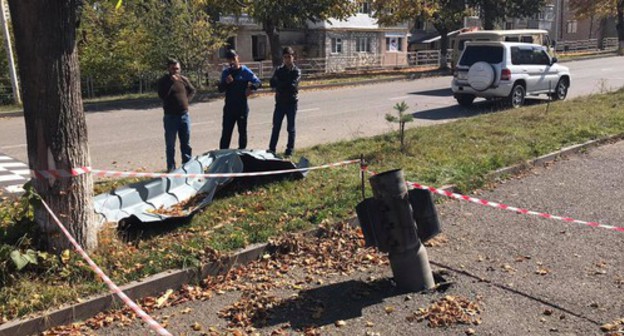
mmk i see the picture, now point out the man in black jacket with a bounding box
[157,59,196,172]
[268,47,301,156]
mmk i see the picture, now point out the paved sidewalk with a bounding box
[53,140,624,336]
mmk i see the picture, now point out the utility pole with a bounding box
[0,0,21,105]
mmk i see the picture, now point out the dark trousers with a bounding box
[219,107,248,150]
[163,113,192,171]
[268,103,297,154]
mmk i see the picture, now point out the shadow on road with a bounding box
[411,98,549,121]
[408,88,453,97]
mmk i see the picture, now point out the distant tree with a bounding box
[209,0,357,66]
[569,0,624,55]
[467,0,547,30]
[79,1,152,95]
[141,0,232,81]
[373,0,465,69]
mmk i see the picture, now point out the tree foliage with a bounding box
[78,0,232,94]
[569,0,624,54]
[467,0,546,30]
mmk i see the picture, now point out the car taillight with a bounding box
[501,69,511,81]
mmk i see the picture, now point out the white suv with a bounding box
[451,41,571,108]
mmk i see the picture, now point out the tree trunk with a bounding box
[482,4,497,30]
[618,1,624,55]
[263,20,282,67]
[8,0,97,252]
[438,28,449,70]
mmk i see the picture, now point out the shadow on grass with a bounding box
[257,273,450,330]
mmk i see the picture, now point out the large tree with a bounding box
[373,0,466,69]
[212,0,357,66]
[467,0,547,30]
[141,0,232,82]
[8,0,97,252]
[570,0,624,55]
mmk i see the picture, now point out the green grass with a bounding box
[1,88,624,324]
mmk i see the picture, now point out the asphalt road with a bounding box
[1,56,623,172]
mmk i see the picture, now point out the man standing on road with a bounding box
[268,47,301,157]
[218,49,261,150]
[157,58,196,172]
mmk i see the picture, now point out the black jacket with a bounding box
[270,64,301,105]
[218,65,261,114]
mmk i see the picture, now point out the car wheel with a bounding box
[550,78,568,101]
[507,84,525,108]
[456,94,475,107]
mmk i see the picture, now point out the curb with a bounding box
[0,218,356,336]
[486,133,624,181]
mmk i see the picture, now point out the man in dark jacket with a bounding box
[157,58,196,172]
[268,47,301,156]
[218,50,261,150]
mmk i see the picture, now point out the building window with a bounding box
[218,36,236,58]
[356,37,371,53]
[386,37,403,52]
[331,38,343,54]
[505,22,514,30]
[566,20,577,34]
[358,1,371,14]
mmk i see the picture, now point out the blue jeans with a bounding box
[268,103,297,155]
[163,113,192,171]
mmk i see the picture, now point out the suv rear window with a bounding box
[459,46,504,66]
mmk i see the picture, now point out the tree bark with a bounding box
[438,28,449,70]
[263,20,282,67]
[8,0,97,252]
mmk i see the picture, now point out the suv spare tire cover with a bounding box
[467,61,496,91]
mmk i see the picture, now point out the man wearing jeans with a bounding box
[157,59,196,172]
[268,47,301,157]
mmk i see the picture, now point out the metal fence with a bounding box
[556,37,618,53]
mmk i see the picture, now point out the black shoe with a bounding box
[267,149,276,154]
[284,150,293,157]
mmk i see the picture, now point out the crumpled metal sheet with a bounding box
[93,149,309,224]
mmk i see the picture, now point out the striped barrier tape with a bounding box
[29,159,360,180]
[40,200,173,336]
[363,168,624,233]
[408,181,624,233]
[31,166,92,179]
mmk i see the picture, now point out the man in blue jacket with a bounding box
[268,47,301,157]
[218,50,261,150]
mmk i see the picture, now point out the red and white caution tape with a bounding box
[31,167,92,179]
[40,200,172,336]
[411,181,624,233]
[30,160,360,180]
[90,159,359,179]
[363,168,624,233]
